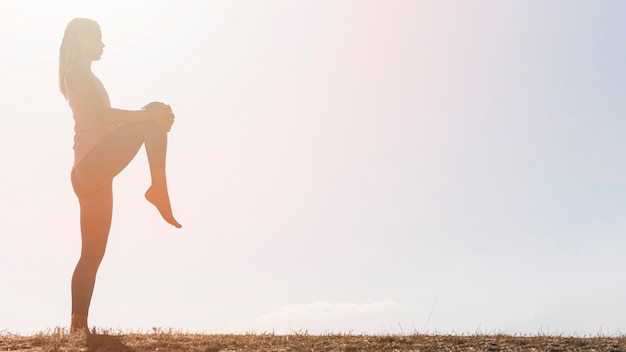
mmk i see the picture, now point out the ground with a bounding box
[2,329,626,351]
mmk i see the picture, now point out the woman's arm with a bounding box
[64,65,171,127]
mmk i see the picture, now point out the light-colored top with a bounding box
[66,72,117,172]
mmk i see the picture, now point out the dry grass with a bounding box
[2,328,626,351]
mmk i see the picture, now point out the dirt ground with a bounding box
[2,331,626,351]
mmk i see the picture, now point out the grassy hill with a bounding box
[2,329,626,351]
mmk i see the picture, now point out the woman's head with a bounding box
[59,18,105,98]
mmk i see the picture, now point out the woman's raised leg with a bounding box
[143,122,182,228]
[72,121,181,227]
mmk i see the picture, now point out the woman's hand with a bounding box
[142,101,175,131]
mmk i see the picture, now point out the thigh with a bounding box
[78,181,113,264]
[73,122,146,196]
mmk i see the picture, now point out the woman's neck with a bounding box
[75,55,93,71]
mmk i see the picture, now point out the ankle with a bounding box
[147,185,168,194]
[70,313,89,334]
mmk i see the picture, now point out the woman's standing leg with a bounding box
[69,121,181,332]
[70,181,113,332]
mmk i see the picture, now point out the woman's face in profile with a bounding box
[80,26,105,61]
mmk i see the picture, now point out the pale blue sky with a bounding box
[1,0,625,335]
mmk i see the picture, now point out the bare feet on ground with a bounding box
[145,187,182,228]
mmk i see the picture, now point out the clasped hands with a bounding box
[143,101,175,132]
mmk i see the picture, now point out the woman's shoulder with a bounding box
[65,64,91,81]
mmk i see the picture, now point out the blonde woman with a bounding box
[59,18,182,333]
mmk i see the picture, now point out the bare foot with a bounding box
[145,187,182,228]
[70,314,90,335]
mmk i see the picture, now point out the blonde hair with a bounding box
[59,18,99,99]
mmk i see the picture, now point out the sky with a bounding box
[1,0,626,336]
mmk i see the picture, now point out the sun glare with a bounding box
[2,1,179,52]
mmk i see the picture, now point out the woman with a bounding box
[59,18,182,333]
